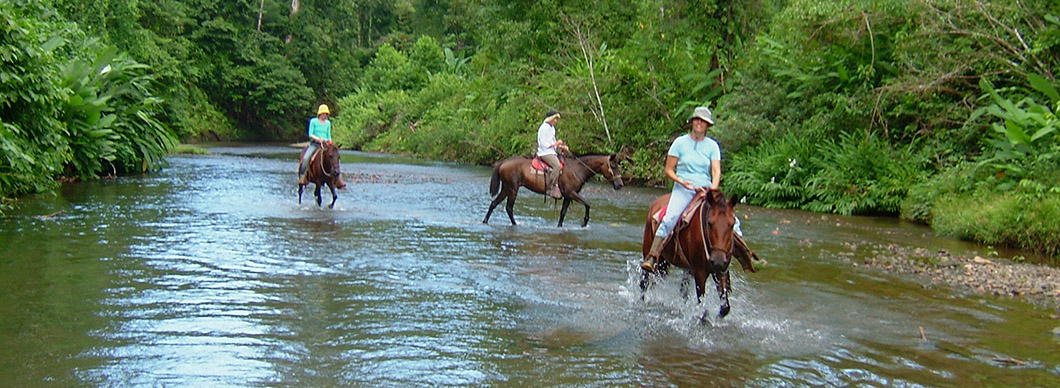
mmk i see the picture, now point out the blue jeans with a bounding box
[299,142,319,176]
[656,185,697,238]
[655,185,744,238]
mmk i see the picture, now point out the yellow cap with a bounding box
[317,104,330,115]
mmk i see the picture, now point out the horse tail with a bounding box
[489,161,501,196]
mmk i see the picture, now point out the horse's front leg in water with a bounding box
[298,184,304,204]
[327,182,338,208]
[564,191,591,227]
[314,184,323,207]
[713,271,731,318]
[558,198,572,227]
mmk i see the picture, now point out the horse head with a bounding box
[322,144,346,189]
[599,154,624,190]
[703,189,738,272]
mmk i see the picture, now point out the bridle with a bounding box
[698,197,733,261]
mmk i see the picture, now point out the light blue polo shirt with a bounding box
[668,134,721,187]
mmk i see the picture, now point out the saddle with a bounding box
[650,191,709,232]
[531,156,564,172]
[299,146,324,172]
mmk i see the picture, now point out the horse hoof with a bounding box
[718,304,731,318]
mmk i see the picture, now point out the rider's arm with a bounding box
[665,156,696,191]
[308,120,325,144]
[710,160,721,190]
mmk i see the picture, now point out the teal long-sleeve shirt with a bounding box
[308,118,332,141]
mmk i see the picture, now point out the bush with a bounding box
[726,131,818,209]
[805,129,925,215]
[932,190,1060,259]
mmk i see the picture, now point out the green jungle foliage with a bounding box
[3,0,1059,257]
[2,0,176,203]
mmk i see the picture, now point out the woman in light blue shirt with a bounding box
[641,106,722,272]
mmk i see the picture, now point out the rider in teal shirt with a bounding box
[299,104,332,183]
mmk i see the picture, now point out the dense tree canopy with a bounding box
[2,0,1059,256]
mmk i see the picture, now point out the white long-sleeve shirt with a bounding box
[536,122,557,157]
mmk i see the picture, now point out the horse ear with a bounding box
[706,188,722,205]
[616,145,633,162]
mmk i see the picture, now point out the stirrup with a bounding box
[641,256,657,272]
[548,185,562,199]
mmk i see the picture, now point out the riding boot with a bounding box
[298,165,308,185]
[547,184,562,199]
[641,236,666,272]
[543,173,562,199]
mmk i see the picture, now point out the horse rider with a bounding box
[299,104,333,185]
[537,110,568,199]
[642,106,727,272]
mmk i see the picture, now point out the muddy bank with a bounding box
[839,244,1060,311]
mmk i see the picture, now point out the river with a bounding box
[1,145,1056,387]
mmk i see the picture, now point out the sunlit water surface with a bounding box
[1,146,1057,387]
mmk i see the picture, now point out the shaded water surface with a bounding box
[1,146,1057,387]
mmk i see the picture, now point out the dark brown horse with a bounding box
[298,143,347,208]
[641,189,739,319]
[483,154,624,227]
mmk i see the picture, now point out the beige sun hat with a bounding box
[687,106,714,125]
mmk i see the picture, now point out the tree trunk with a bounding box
[257,0,265,31]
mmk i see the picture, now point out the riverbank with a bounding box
[841,243,1060,312]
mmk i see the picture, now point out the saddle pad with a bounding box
[531,156,563,172]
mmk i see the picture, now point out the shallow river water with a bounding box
[1,146,1057,387]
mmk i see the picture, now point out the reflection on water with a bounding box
[0,146,1056,387]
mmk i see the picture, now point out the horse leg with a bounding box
[679,274,693,301]
[564,191,591,227]
[639,271,652,300]
[298,184,304,204]
[557,198,572,227]
[711,256,732,318]
[693,268,710,324]
[483,193,506,224]
[713,270,732,318]
[504,190,518,225]
[314,184,323,207]
[327,181,338,209]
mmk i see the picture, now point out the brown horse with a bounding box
[298,143,347,208]
[641,189,738,319]
[483,154,624,227]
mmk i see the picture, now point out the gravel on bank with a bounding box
[839,243,1060,312]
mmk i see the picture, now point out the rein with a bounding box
[317,146,333,178]
[567,153,621,182]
